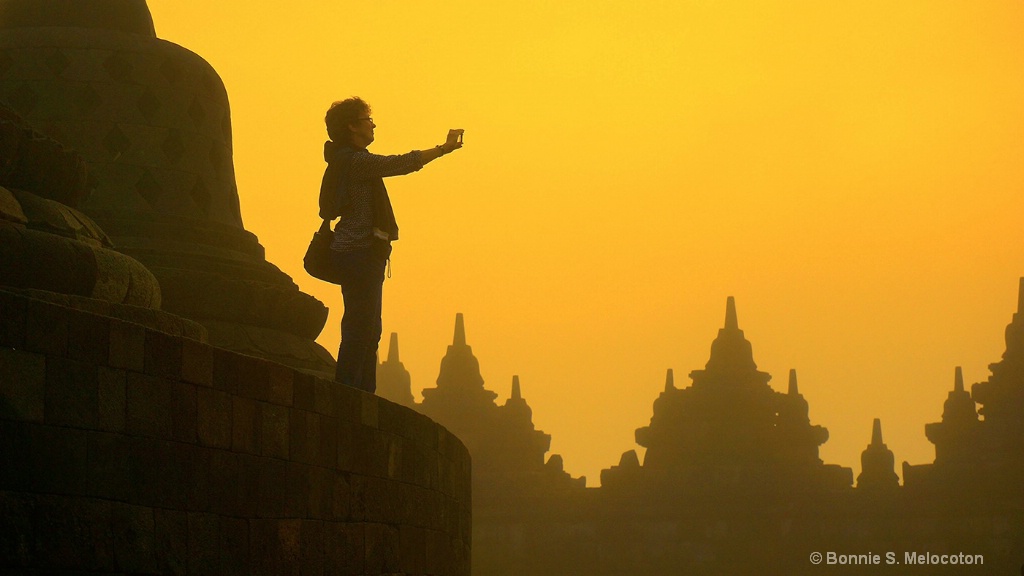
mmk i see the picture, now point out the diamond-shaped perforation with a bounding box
[161,130,185,163]
[137,88,162,122]
[190,178,211,214]
[159,58,183,85]
[44,49,71,76]
[75,84,101,115]
[103,52,132,81]
[103,125,130,158]
[6,83,40,115]
[136,169,162,208]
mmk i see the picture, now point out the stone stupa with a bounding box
[0,0,334,374]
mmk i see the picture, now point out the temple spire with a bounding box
[871,418,883,446]
[1018,277,1023,314]
[387,332,400,363]
[453,313,467,347]
[725,296,738,330]
[664,369,675,391]
[954,366,964,393]
[511,375,522,400]
[788,369,799,395]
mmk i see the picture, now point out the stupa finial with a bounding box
[871,418,884,446]
[788,369,799,395]
[511,375,522,400]
[1018,277,1024,314]
[387,332,400,363]
[453,313,466,347]
[665,369,675,391]
[725,296,738,330]
[954,366,964,393]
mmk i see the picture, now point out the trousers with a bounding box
[333,241,391,392]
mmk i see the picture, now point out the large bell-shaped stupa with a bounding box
[0,0,334,374]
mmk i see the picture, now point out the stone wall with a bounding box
[0,288,471,575]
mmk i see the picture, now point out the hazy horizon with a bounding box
[147,0,1024,486]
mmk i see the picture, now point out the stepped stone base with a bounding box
[0,289,472,575]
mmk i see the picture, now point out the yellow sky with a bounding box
[147,1,1024,486]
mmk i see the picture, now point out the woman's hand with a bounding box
[443,129,465,153]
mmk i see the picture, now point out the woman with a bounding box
[321,97,463,392]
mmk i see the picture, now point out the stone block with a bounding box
[187,447,212,513]
[386,435,403,481]
[211,347,240,394]
[143,329,182,380]
[87,430,131,501]
[67,310,110,364]
[206,449,241,517]
[425,529,451,576]
[360,393,379,429]
[318,415,339,470]
[256,458,287,519]
[0,347,45,422]
[128,437,192,509]
[399,524,427,574]
[334,381,361,422]
[188,513,250,576]
[267,362,293,406]
[24,297,68,356]
[324,522,364,575]
[108,318,145,372]
[364,522,400,574]
[288,408,319,466]
[29,494,114,571]
[0,290,28,348]
[312,377,335,417]
[196,387,231,449]
[284,461,312,519]
[111,502,156,574]
[235,355,272,403]
[292,371,315,411]
[96,367,126,432]
[307,465,331,520]
[154,508,188,576]
[330,471,351,521]
[259,401,289,460]
[180,336,213,386]
[126,372,172,440]
[249,519,297,576]
[44,356,98,428]
[235,453,262,518]
[0,491,34,567]
[340,424,388,479]
[231,395,259,455]
[130,371,176,433]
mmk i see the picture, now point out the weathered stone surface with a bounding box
[0,105,90,207]
[0,289,473,576]
[0,14,333,375]
[0,347,45,422]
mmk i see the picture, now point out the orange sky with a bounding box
[147,1,1024,486]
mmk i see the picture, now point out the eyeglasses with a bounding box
[356,117,374,124]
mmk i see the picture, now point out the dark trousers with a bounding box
[333,242,391,392]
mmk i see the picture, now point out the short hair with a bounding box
[325,97,370,144]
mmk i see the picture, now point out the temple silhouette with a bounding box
[378,293,1024,575]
